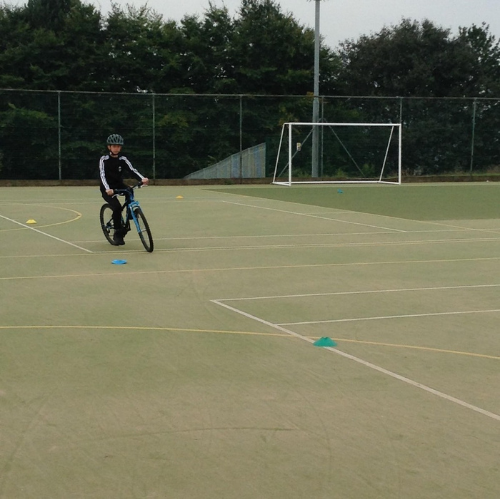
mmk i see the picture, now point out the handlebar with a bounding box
[113,182,144,196]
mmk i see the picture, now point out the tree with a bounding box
[57,1,106,91]
[0,102,58,179]
[333,19,500,175]
[457,23,500,97]
[336,19,500,98]
[27,0,74,30]
[102,3,166,92]
[174,4,236,93]
[0,0,105,90]
[231,0,319,95]
[0,4,32,87]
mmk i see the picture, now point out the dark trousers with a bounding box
[101,188,125,236]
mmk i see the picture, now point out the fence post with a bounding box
[399,97,403,179]
[239,95,243,181]
[152,92,156,180]
[58,91,62,181]
[320,97,324,177]
[469,98,477,176]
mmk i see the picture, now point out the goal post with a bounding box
[272,122,402,186]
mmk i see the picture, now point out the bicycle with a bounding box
[99,182,154,252]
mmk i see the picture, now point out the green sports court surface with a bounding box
[0,183,499,498]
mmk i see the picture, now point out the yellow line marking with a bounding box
[0,325,497,360]
[2,256,500,280]
[0,205,82,231]
[0,325,289,337]
[325,338,500,361]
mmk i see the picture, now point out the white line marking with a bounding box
[3,256,500,281]
[218,283,500,302]
[279,309,500,326]
[81,228,500,242]
[77,236,500,255]
[219,197,500,236]
[221,200,407,232]
[212,299,500,422]
[0,215,93,253]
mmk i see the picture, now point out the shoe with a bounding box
[113,234,125,246]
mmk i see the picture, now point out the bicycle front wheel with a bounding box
[133,207,154,252]
[100,203,118,246]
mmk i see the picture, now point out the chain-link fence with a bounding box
[0,89,499,181]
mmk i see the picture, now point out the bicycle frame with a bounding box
[117,187,141,234]
[100,182,154,252]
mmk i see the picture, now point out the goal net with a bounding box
[272,122,402,185]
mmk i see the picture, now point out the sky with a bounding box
[84,0,500,49]
[6,0,500,49]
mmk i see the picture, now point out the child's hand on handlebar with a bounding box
[142,178,149,186]
[106,188,114,196]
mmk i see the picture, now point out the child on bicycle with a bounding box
[99,134,149,245]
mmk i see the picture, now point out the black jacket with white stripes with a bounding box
[99,154,145,192]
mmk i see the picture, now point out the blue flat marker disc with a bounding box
[112,259,127,265]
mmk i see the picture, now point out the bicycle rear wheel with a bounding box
[100,203,118,245]
[134,207,154,252]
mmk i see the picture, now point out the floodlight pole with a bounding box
[311,0,321,178]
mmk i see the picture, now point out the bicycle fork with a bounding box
[128,200,143,234]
